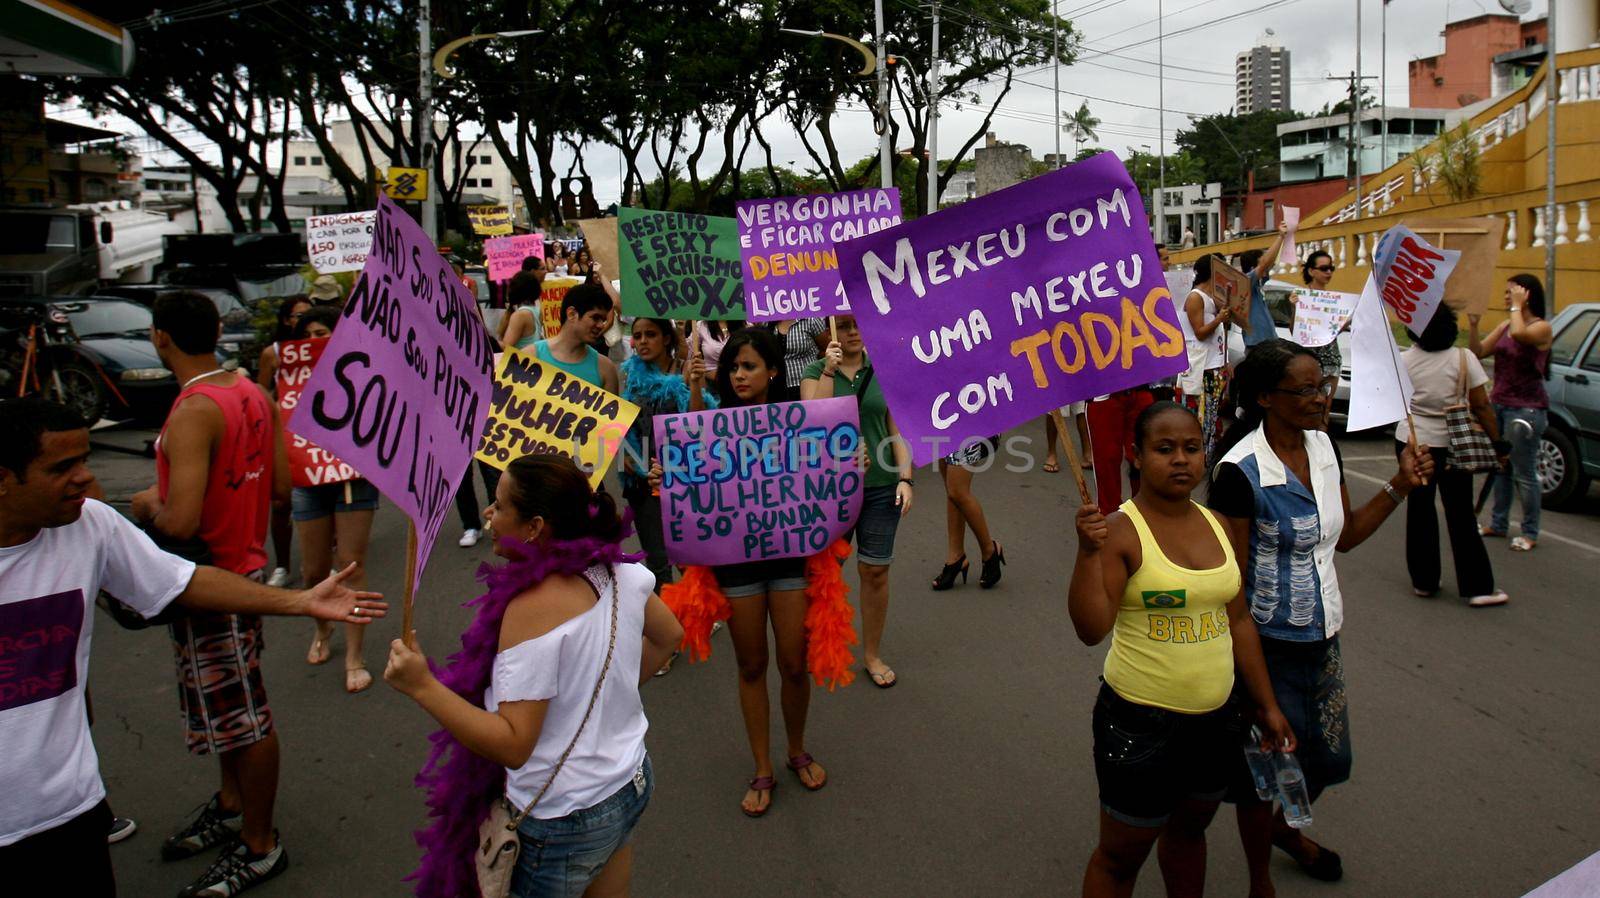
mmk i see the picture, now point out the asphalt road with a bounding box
[80,422,1600,898]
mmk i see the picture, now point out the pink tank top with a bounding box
[157,376,272,574]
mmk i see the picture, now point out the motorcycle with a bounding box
[0,298,115,424]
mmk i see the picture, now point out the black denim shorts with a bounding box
[1092,682,1237,827]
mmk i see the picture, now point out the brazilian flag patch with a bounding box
[1142,589,1186,609]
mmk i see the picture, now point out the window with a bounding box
[480,177,492,187]
[479,154,492,164]
[310,155,323,165]
[293,156,306,165]
[1582,329,1600,373]
[1550,310,1600,368]
[464,178,478,187]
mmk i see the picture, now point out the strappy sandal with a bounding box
[1510,537,1536,551]
[787,753,827,791]
[741,776,775,818]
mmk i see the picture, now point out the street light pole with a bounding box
[1053,0,1061,169]
[1156,0,1165,246]
[418,0,435,241]
[1544,0,1557,302]
[876,0,891,190]
[927,1,940,215]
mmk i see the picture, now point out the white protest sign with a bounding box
[1346,275,1414,433]
[1291,288,1359,348]
[1278,206,1300,266]
[306,210,376,274]
[1371,224,1460,330]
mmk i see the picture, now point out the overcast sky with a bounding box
[48,0,1546,209]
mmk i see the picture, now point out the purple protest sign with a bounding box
[837,153,1188,467]
[737,188,902,321]
[288,194,497,595]
[654,397,865,566]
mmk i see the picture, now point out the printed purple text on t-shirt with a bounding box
[0,589,84,712]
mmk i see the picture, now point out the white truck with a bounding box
[0,202,190,296]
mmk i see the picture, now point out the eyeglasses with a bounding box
[1271,379,1337,399]
[1311,265,1336,273]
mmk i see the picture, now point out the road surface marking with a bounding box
[1343,468,1600,556]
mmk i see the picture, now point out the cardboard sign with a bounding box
[475,348,638,489]
[538,276,584,338]
[381,166,429,201]
[618,208,744,319]
[466,205,513,236]
[485,233,544,282]
[1398,216,1504,316]
[654,397,864,565]
[575,218,621,281]
[275,337,358,487]
[836,153,1187,467]
[737,188,902,321]
[1372,224,1461,329]
[1210,255,1253,334]
[306,211,376,274]
[1291,289,1360,348]
[288,194,496,594]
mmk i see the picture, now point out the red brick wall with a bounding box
[1409,14,1533,107]
[1223,178,1349,233]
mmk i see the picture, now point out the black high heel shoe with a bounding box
[931,556,969,590]
[979,540,1006,589]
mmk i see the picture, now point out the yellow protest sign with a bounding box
[467,204,514,236]
[476,348,639,488]
[380,167,429,201]
[539,275,584,337]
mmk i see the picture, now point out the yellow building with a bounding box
[1172,47,1600,322]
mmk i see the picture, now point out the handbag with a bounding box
[1444,349,1498,473]
[475,566,619,898]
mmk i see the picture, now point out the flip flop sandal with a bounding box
[741,776,775,818]
[787,753,827,791]
[345,665,373,694]
[1042,461,1061,474]
[1479,526,1506,538]
[867,666,897,689]
[1510,537,1536,551]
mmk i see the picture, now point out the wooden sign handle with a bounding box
[829,315,838,342]
[402,522,417,648]
[1049,408,1094,506]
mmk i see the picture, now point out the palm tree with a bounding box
[1067,101,1100,156]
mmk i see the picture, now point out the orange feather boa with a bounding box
[660,539,857,691]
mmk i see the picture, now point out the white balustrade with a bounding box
[1355,233,1368,266]
[1577,201,1592,243]
[1504,210,1518,250]
[1532,206,1546,247]
[1556,203,1570,245]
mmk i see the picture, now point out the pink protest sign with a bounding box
[274,337,357,488]
[484,233,544,282]
[654,397,865,566]
[736,188,901,321]
[288,193,497,594]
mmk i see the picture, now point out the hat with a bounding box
[309,274,342,302]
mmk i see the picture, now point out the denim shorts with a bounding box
[713,558,808,598]
[290,478,380,521]
[511,755,653,898]
[1092,682,1236,827]
[850,484,902,566]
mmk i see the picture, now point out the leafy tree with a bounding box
[1174,109,1304,192]
[1067,101,1099,157]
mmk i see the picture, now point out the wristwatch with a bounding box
[899,477,915,487]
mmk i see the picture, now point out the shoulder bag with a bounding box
[1444,349,1498,473]
[475,565,619,898]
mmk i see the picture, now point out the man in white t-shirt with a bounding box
[0,398,386,897]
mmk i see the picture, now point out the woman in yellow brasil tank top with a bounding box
[1068,401,1294,898]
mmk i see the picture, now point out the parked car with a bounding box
[1540,302,1600,508]
[1224,279,1353,422]
[49,297,182,423]
[92,284,256,372]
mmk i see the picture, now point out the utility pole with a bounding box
[1544,0,1557,301]
[1380,0,1388,173]
[876,0,891,190]
[1328,70,1377,216]
[1053,0,1061,170]
[418,0,436,241]
[1156,0,1165,246]
[927,1,940,215]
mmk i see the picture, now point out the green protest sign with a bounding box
[618,207,744,320]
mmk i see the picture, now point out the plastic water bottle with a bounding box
[1273,751,1315,829]
[1241,726,1275,801]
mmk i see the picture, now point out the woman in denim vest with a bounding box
[1207,340,1432,894]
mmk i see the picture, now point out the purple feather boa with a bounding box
[408,519,643,898]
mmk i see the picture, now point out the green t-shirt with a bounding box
[802,354,897,488]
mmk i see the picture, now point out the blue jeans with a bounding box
[511,756,653,898]
[1489,406,1546,540]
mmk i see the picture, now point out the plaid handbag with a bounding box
[1444,349,1497,473]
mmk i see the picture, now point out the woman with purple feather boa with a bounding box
[384,454,684,898]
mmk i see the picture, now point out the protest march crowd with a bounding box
[0,154,1555,898]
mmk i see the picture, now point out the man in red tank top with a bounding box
[131,292,292,896]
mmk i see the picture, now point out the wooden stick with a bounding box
[1050,408,1094,506]
[1406,414,1430,485]
[402,522,417,648]
[343,481,353,506]
[829,315,837,342]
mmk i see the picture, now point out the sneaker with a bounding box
[458,528,481,548]
[265,567,290,588]
[161,794,243,861]
[107,816,137,844]
[1468,590,1510,607]
[178,834,287,897]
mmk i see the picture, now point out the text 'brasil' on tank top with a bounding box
[1102,500,1241,714]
